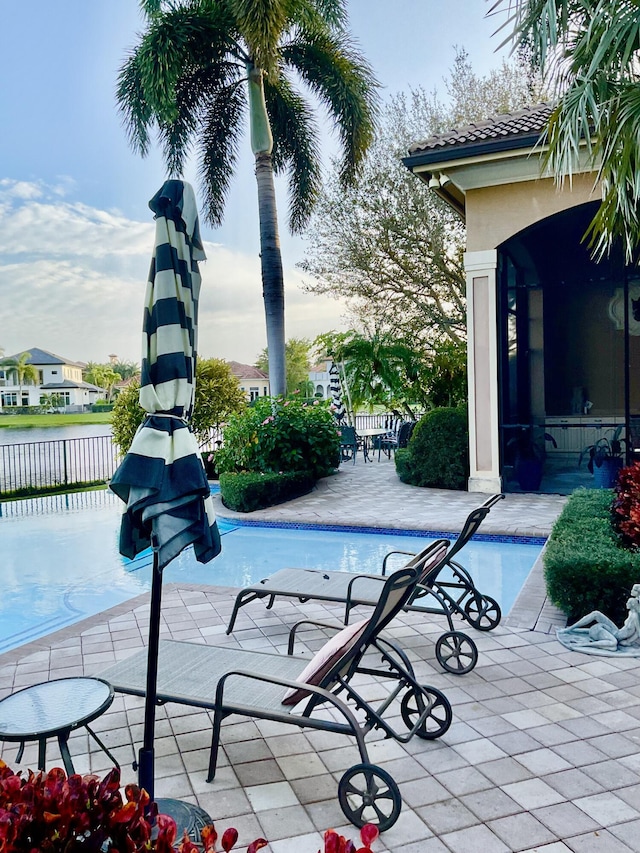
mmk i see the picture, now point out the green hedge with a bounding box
[219,470,315,513]
[395,406,469,490]
[544,488,640,624]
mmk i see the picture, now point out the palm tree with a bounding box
[323,329,431,418]
[493,0,640,260]
[118,0,378,395]
[84,362,122,402]
[0,352,39,407]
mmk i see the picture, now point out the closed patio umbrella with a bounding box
[329,360,347,422]
[109,180,220,829]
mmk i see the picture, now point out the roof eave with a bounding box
[402,132,542,171]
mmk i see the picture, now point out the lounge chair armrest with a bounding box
[214,668,361,729]
[381,550,416,575]
[483,493,505,508]
[287,619,344,655]
[347,573,386,595]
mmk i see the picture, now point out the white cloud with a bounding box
[0,181,348,364]
[0,179,45,201]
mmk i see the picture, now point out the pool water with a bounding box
[0,489,543,654]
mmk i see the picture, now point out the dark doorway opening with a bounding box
[498,203,639,494]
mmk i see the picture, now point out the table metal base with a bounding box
[155,799,213,845]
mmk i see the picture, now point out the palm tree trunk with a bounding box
[254,151,286,396]
[248,63,286,397]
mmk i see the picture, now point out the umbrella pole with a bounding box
[139,550,163,804]
[138,551,213,841]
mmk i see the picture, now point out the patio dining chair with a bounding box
[373,421,415,460]
[338,425,365,464]
[98,561,453,833]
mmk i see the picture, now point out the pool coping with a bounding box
[217,512,548,546]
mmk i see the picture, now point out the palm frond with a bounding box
[282,30,379,185]
[286,0,347,34]
[199,82,247,227]
[117,52,154,156]
[139,0,165,19]
[130,5,236,120]
[228,0,290,71]
[265,72,321,232]
[157,61,238,176]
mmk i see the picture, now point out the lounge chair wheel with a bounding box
[400,685,452,739]
[464,594,501,631]
[435,631,478,674]
[338,763,401,832]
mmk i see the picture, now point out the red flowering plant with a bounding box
[0,762,267,853]
[612,462,640,549]
[320,824,379,853]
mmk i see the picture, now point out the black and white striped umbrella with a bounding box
[109,180,220,806]
[329,360,346,422]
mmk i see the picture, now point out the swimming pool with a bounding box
[0,489,543,654]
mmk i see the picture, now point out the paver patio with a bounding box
[2,459,639,853]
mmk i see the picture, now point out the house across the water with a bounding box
[0,348,102,412]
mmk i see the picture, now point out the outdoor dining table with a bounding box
[356,428,390,462]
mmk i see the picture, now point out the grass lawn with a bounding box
[0,412,112,429]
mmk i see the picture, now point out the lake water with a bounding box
[0,425,113,445]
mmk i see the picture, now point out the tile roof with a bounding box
[6,347,82,367]
[227,360,269,380]
[408,103,553,156]
[40,380,102,391]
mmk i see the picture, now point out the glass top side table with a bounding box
[0,677,120,775]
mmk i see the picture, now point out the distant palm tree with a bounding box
[0,352,38,386]
[117,0,378,396]
[0,352,39,407]
[84,363,122,402]
[326,329,430,418]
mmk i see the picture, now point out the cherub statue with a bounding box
[556,584,640,656]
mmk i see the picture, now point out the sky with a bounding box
[0,0,510,367]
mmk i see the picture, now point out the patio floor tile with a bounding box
[440,822,511,853]
[531,802,600,836]
[573,791,640,825]
[502,779,566,810]
[416,798,479,834]
[487,812,557,851]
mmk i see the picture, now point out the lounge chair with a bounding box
[98,551,453,833]
[225,494,505,674]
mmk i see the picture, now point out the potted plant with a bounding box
[580,424,626,488]
[507,425,557,491]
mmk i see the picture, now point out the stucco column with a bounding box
[465,249,502,493]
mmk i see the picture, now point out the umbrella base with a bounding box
[156,798,212,846]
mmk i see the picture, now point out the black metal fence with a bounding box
[0,435,118,495]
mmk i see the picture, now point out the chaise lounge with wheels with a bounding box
[98,554,453,833]
[225,494,505,674]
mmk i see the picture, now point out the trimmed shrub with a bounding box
[395,406,468,490]
[216,395,340,479]
[612,462,640,549]
[220,470,315,512]
[544,488,640,624]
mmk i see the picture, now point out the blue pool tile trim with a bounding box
[217,514,547,546]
